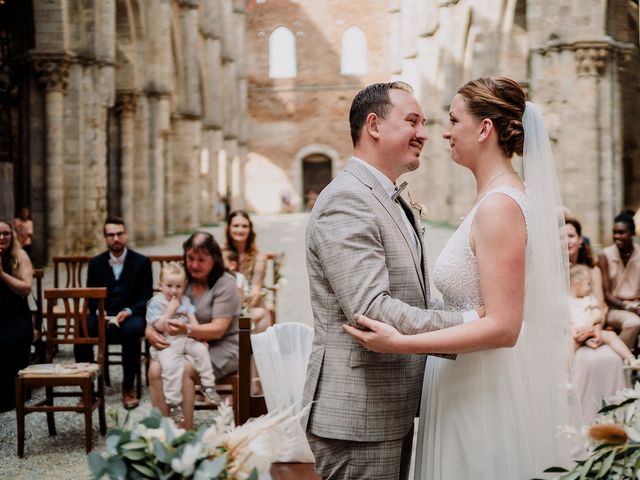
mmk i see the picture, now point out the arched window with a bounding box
[341,26,367,76]
[269,26,296,78]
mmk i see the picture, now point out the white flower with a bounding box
[606,382,640,404]
[171,443,203,477]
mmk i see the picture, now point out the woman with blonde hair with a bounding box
[0,218,33,411]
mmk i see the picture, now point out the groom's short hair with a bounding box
[349,81,413,147]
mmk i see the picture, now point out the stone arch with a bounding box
[293,144,340,199]
[269,26,297,78]
[340,26,368,76]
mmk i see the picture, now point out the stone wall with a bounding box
[392,0,640,244]
[245,0,391,212]
[22,0,248,260]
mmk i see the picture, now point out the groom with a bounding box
[302,82,479,479]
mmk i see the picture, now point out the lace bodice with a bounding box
[432,187,529,312]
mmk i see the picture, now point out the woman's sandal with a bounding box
[623,357,640,370]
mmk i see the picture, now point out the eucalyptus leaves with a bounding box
[89,402,298,479]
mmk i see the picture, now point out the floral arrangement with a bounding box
[89,402,301,479]
[544,383,640,479]
[407,190,428,220]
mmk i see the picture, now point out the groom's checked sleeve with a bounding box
[308,189,463,335]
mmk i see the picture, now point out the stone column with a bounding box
[146,91,171,241]
[572,45,609,242]
[114,91,138,235]
[33,58,69,258]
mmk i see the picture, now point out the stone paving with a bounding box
[0,213,455,479]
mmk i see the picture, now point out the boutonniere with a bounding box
[407,190,429,220]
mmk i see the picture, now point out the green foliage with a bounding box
[88,408,256,480]
[543,387,640,480]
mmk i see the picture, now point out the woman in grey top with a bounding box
[146,232,241,429]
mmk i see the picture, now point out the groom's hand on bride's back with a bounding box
[475,306,486,318]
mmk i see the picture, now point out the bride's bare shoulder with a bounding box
[472,194,527,247]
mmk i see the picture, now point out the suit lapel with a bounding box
[345,159,426,296]
[398,196,429,301]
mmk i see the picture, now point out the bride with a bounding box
[345,77,572,478]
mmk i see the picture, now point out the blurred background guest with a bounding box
[225,210,271,332]
[0,219,33,412]
[13,207,33,258]
[566,217,628,423]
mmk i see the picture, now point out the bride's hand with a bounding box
[343,314,404,353]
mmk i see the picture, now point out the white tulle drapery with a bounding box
[519,100,573,471]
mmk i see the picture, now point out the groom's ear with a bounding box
[365,113,381,140]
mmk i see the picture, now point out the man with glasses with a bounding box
[74,216,152,409]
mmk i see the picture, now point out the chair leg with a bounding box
[136,361,142,400]
[144,340,150,386]
[232,380,239,427]
[15,378,25,458]
[104,352,111,387]
[45,386,56,436]
[83,382,93,453]
[97,377,106,435]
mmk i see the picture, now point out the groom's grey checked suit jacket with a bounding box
[303,158,463,443]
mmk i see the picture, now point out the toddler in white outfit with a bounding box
[569,264,640,369]
[146,262,220,423]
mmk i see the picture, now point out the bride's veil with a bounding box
[520,101,574,470]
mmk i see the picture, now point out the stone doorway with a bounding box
[302,154,332,209]
[0,1,33,220]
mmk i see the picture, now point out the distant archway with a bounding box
[302,154,332,208]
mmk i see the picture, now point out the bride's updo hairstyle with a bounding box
[457,77,526,158]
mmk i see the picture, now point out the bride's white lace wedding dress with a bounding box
[414,186,540,479]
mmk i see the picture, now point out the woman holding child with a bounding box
[566,217,629,423]
[146,232,241,428]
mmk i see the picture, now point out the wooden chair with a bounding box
[15,287,108,457]
[30,269,46,364]
[194,317,267,426]
[49,255,91,336]
[264,252,284,326]
[52,255,91,288]
[238,316,267,424]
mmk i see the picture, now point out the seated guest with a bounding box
[225,210,271,332]
[146,261,221,424]
[569,264,640,368]
[74,216,152,409]
[598,210,640,350]
[13,207,33,258]
[566,218,628,423]
[222,248,249,304]
[0,219,33,412]
[146,232,241,429]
